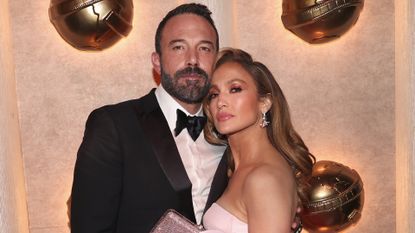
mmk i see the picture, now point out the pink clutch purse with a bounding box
[150,209,203,233]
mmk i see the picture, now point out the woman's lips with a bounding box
[216,112,233,122]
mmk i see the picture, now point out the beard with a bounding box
[161,65,210,104]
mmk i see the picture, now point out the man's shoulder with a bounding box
[96,89,157,113]
[85,89,158,122]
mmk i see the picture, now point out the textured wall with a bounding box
[0,0,29,232]
[7,0,395,232]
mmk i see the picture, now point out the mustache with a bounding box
[175,66,208,79]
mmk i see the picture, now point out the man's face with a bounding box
[152,14,218,104]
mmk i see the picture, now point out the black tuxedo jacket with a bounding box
[70,89,228,233]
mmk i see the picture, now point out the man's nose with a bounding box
[186,49,199,66]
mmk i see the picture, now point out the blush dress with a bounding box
[202,203,248,233]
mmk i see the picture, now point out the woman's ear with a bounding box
[260,94,272,113]
[151,52,161,75]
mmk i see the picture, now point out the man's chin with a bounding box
[175,95,203,104]
[174,89,206,104]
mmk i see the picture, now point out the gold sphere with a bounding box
[281,0,364,44]
[49,0,134,51]
[300,160,364,232]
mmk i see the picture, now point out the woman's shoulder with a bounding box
[248,156,294,180]
[240,163,298,225]
[242,162,296,197]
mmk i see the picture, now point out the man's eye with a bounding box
[200,46,212,52]
[230,87,242,93]
[172,45,184,50]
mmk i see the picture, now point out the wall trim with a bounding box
[0,0,29,232]
[395,0,415,232]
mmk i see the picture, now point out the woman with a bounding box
[202,48,315,233]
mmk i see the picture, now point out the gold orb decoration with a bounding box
[49,0,134,51]
[281,0,364,44]
[300,160,364,232]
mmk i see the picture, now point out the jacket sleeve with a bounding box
[70,107,123,233]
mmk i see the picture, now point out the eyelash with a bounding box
[207,86,242,101]
[207,93,218,101]
[172,45,184,50]
[171,45,212,52]
[200,46,211,52]
[230,87,242,93]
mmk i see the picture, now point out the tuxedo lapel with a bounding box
[204,149,228,213]
[134,90,193,195]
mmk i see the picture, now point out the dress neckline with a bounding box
[211,203,247,225]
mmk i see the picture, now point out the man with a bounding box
[70,3,228,233]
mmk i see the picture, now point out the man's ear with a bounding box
[151,52,161,75]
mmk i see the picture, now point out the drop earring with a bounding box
[260,112,269,128]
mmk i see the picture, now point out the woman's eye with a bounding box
[230,87,242,93]
[208,93,218,100]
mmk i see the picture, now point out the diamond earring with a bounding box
[260,112,270,128]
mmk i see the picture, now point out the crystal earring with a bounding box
[260,112,269,128]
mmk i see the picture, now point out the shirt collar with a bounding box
[155,85,204,132]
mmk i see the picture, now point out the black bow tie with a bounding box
[174,109,207,141]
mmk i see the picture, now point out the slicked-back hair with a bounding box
[155,3,219,55]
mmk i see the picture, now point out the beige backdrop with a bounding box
[5,0,394,232]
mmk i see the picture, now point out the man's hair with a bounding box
[155,3,219,55]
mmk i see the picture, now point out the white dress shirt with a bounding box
[155,85,226,224]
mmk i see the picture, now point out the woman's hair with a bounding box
[203,48,315,199]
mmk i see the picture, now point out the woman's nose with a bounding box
[217,94,227,110]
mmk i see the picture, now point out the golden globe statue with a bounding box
[281,0,364,44]
[49,0,133,51]
[300,160,364,232]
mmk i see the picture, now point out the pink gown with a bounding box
[202,203,248,233]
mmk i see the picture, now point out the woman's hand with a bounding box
[291,206,302,233]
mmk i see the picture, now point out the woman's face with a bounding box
[207,62,263,135]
